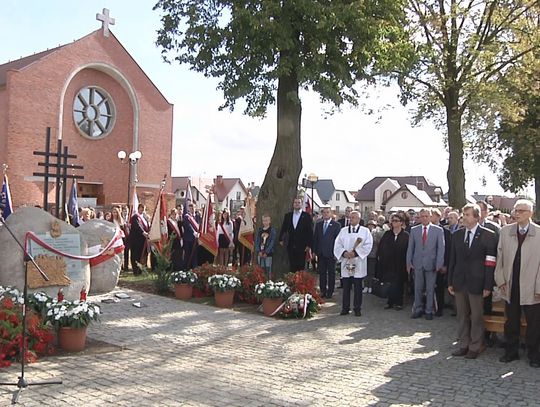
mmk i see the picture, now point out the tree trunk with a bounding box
[256,73,302,279]
[446,97,466,209]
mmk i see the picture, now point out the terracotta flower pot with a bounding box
[58,326,87,352]
[262,297,284,316]
[174,284,193,300]
[214,290,235,308]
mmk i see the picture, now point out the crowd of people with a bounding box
[275,197,539,368]
[75,195,539,368]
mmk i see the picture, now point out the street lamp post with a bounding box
[117,150,142,208]
[307,172,318,214]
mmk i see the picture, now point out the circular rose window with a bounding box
[73,87,115,139]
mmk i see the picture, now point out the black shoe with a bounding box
[321,293,327,298]
[499,353,519,363]
[384,304,393,310]
[435,310,443,317]
[452,348,469,357]
[354,310,362,317]
[465,350,479,359]
[394,305,403,311]
[530,359,540,368]
[340,310,350,315]
[425,313,433,320]
[411,311,424,319]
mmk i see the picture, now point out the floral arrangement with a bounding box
[285,271,323,304]
[254,280,291,300]
[280,293,319,319]
[44,299,101,329]
[236,264,267,304]
[171,270,198,285]
[207,274,242,293]
[192,264,229,297]
[0,287,55,368]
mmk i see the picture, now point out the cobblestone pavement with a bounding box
[0,288,538,406]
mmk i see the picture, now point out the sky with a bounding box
[0,0,522,196]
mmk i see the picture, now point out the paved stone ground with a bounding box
[0,288,538,406]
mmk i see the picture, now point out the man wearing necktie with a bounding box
[448,204,497,359]
[279,197,314,272]
[313,206,341,298]
[495,199,540,368]
[406,208,445,320]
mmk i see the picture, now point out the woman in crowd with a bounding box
[216,209,234,266]
[111,206,129,270]
[167,208,183,270]
[104,211,113,222]
[377,212,409,310]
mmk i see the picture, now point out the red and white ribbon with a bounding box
[25,227,124,267]
[484,255,496,267]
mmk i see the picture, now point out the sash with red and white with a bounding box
[136,213,150,233]
[25,227,125,267]
[484,255,497,267]
[219,223,233,246]
[185,214,199,233]
[167,218,182,240]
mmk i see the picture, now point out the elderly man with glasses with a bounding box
[495,199,540,368]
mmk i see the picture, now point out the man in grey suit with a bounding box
[406,208,445,320]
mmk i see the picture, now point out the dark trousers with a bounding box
[183,240,198,270]
[288,249,306,272]
[342,277,363,312]
[123,237,130,270]
[387,274,405,307]
[365,258,377,288]
[130,242,146,275]
[435,272,446,313]
[318,257,336,297]
[505,299,540,361]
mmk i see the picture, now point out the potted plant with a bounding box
[44,296,100,352]
[254,281,291,316]
[171,270,198,300]
[207,274,242,308]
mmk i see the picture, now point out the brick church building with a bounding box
[0,10,173,210]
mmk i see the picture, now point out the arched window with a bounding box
[383,189,392,203]
[73,86,115,139]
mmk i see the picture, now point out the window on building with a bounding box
[236,191,241,200]
[383,189,392,203]
[73,86,115,139]
[335,206,340,213]
[335,192,341,201]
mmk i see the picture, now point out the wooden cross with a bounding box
[96,8,115,37]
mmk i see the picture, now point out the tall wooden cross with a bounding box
[96,8,115,37]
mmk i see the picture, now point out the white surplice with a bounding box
[333,225,373,278]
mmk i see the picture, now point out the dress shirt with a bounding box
[464,223,479,248]
[292,210,302,229]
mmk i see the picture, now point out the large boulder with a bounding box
[0,207,90,300]
[78,219,122,294]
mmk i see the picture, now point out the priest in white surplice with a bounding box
[334,211,373,316]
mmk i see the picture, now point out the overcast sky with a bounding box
[1,0,522,196]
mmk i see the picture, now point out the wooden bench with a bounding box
[484,301,527,336]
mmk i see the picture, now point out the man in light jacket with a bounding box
[495,199,540,368]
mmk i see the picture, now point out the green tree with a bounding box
[154,0,412,274]
[398,0,539,207]
[477,51,540,219]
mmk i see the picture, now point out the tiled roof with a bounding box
[171,176,190,193]
[214,178,247,202]
[356,176,441,201]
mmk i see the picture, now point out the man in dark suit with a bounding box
[338,206,353,227]
[432,209,452,316]
[182,203,200,270]
[406,208,445,320]
[279,197,313,272]
[448,203,497,359]
[313,206,341,298]
[130,203,150,275]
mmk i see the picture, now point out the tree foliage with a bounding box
[398,0,539,207]
[155,0,413,116]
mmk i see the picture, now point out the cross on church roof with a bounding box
[96,8,115,37]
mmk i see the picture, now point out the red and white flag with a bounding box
[239,198,255,251]
[198,192,218,256]
[149,191,168,244]
[130,184,140,218]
